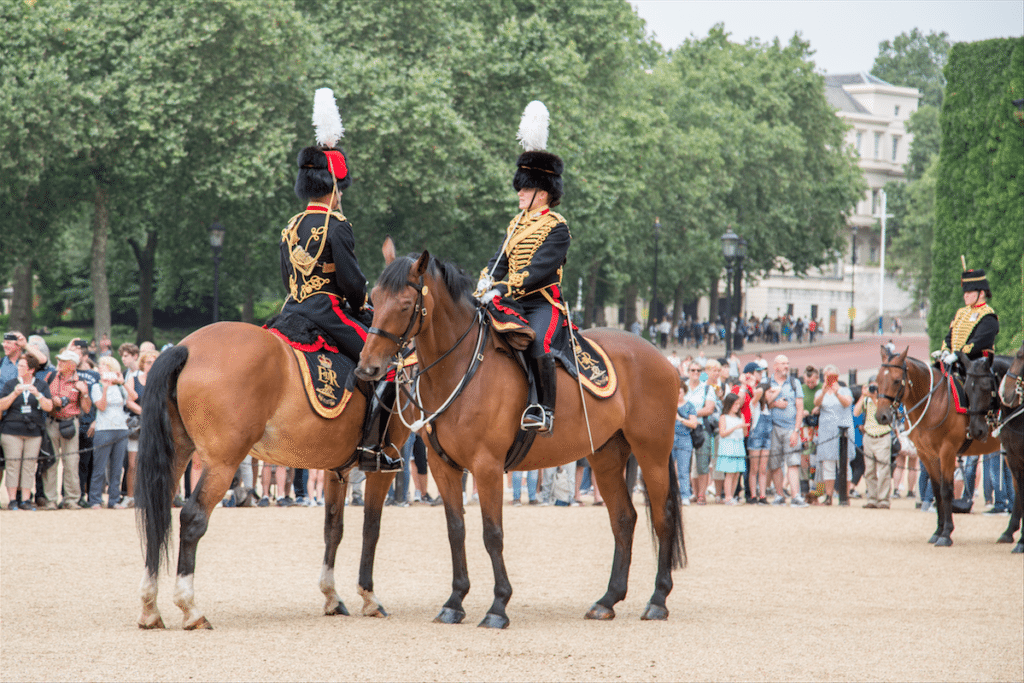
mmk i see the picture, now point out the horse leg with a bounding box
[1001,456,1023,552]
[172,462,234,629]
[634,446,683,621]
[920,454,944,544]
[585,436,636,621]
[934,450,956,547]
[430,459,470,624]
[319,471,350,616]
[476,463,512,629]
[357,471,395,617]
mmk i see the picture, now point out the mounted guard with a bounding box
[474,101,570,434]
[278,88,400,472]
[933,266,999,382]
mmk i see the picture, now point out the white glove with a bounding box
[941,351,956,366]
[477,288,500,304]
[930,350,942,359]
[476,274,492,295]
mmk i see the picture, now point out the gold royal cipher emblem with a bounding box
[315,354,341,405]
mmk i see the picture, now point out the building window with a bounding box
[855,131,863,155]
[871,189,879,215]
[894,104,900,117]
[891,135,900,161]
[874,132,882,159]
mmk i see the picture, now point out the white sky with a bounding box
[630,0,1023,74]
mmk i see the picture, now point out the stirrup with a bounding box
[521,404,553,433]
[357,445,403,473]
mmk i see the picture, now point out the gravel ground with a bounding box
[1,492,1021,682]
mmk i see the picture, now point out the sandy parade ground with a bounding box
[1,488,1022,683]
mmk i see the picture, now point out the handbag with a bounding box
[689,422,706,451]
[126,412,141,437]
[58,417,77,440]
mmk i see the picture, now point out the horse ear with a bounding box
[413,250,430,277]
[382,236,396,265]
[897,347,909,363]
[880,345,888,361]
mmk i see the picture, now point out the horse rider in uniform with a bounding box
[933,267,999,379]
[475,101,570,434]
[281,88,401,472]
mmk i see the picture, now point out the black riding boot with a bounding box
[522,353,556,435]
[357,380,403,472]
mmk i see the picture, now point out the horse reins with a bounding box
[879,357,940,436]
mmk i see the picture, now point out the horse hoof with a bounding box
[1012,544,1023,554]
[584,603,615,620]
[928,534,939,544]
[997,533,1014,544]
[433,607,466,624]
[184,616,213,630]
[477,613,510,629]
[325,601,350,616]
[640,603,669,621]
[138,616,165,630]
[363,604,388,618]
[934,536,953,547]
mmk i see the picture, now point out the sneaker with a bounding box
[512,499,522,507]
[757,497,769,505]
[295,496,309,507]
[316,497,325,506]
[60,500,81,510]
[172,495,185,508]
[42,501,58,511]
[725,498,739,506]
[123,496,135,508]
[421,493,435,504]
[350,494,364,507]
[771,495,786,506]
[257,496,270,508]
[89,504,102,510]
[430,495,444,506]
[112,501,128,509]
[527,499,538,506]
[863,502,877,509]
[277,496,294,507]
[849,490,862,499]
[892,490,901,499]
[789,496,809,508]
[984,507,1008,515]
[876,502,890,509]
[395,500,410,508]
[8,501,19,511]
[680,497,691,506]
[920,501,932,513]
[20,501,37,511]
[413,491,422,503]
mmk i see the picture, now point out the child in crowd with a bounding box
[717,393,748,505]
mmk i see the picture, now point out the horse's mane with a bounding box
[377,253,475,305]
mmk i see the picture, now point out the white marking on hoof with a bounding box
[139,571,163,628]
[320,563,342,614]
[358,585,385,617]
[173,574,206,628]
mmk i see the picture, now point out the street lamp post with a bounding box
[209,221,226,324]
[734,238,747,350]
[721,229,740,357]
[648,217,661,338]
[849,226,857,341]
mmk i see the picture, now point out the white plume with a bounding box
[312,88,344,148]
[516,100,549,152]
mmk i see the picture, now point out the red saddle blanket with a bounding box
[945,371,968,415]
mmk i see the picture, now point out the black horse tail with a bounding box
[642,457,687,570]
[135,345,190,578]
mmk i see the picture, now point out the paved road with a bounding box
[663,333,931,384]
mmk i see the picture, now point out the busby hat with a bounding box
[295,88,351,199]
[513,101,564,207]
[960,269,991,295]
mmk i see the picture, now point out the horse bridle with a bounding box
[879,356,942,435]
[367,276,427,351]
[1001,358,1024,409]
[964,364,1000,430]
[879,360,909,407]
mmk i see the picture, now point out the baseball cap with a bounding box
[56,350,81,365]
[742,362,760,374]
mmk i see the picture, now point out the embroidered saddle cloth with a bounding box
[483,299,617,399]
[264,312,355,418]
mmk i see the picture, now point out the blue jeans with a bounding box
[961,456,980,500]
[388,436,414,503]
[293,469,308,499]
[919,467,933,506]
[671,440,693,500]
[512,470,538,502]
[90,429,128,507]
[985,452,1015,511]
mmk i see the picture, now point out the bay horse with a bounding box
[874,346,1002,546]
[964,345,1024,553]
[134,322,407,629]
[354,242,685,628]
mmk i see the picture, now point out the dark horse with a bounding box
[354,242,685,628]
[964,345,1024,553]
[874,346,1002,546]
[135,322,406,629]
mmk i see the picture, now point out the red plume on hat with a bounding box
[295,88,350,199]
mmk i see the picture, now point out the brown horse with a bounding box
[134,322,406,629]
[354,243,685,628]
[964,345,1024,553]
[874,346,1002,546]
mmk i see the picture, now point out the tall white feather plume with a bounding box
[516,100,549,152]
[312,88,344,148]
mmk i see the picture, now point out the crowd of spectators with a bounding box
[637,313,828,352]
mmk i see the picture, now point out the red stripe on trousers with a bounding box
[542,306,559,353]
[329,295,368,342]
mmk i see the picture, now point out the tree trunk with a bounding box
[583,259,599,328]
[241,248,254,324]
[708,275,719,321]
[623,283,638,330]
[8,260,33,335]
[672,280,684,326]
[129,230,158,345]
[90,184,112,344]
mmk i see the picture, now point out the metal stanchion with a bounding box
[838,425,849,506]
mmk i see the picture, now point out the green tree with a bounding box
[872,28,951,108]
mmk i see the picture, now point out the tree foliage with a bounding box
[931,37,1024,353]
[872,28,951,108]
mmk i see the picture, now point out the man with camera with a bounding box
[853,376,892,509]
[41,349,92,510]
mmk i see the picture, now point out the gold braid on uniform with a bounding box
[281,207,347,302]
[500,210,565,298]
[947,302,996,353]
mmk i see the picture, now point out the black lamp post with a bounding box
[721,228,740,357]
[648,217,661,338]
[849,226,857,341]
[209,221,226,324]
[734,238,747,350]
